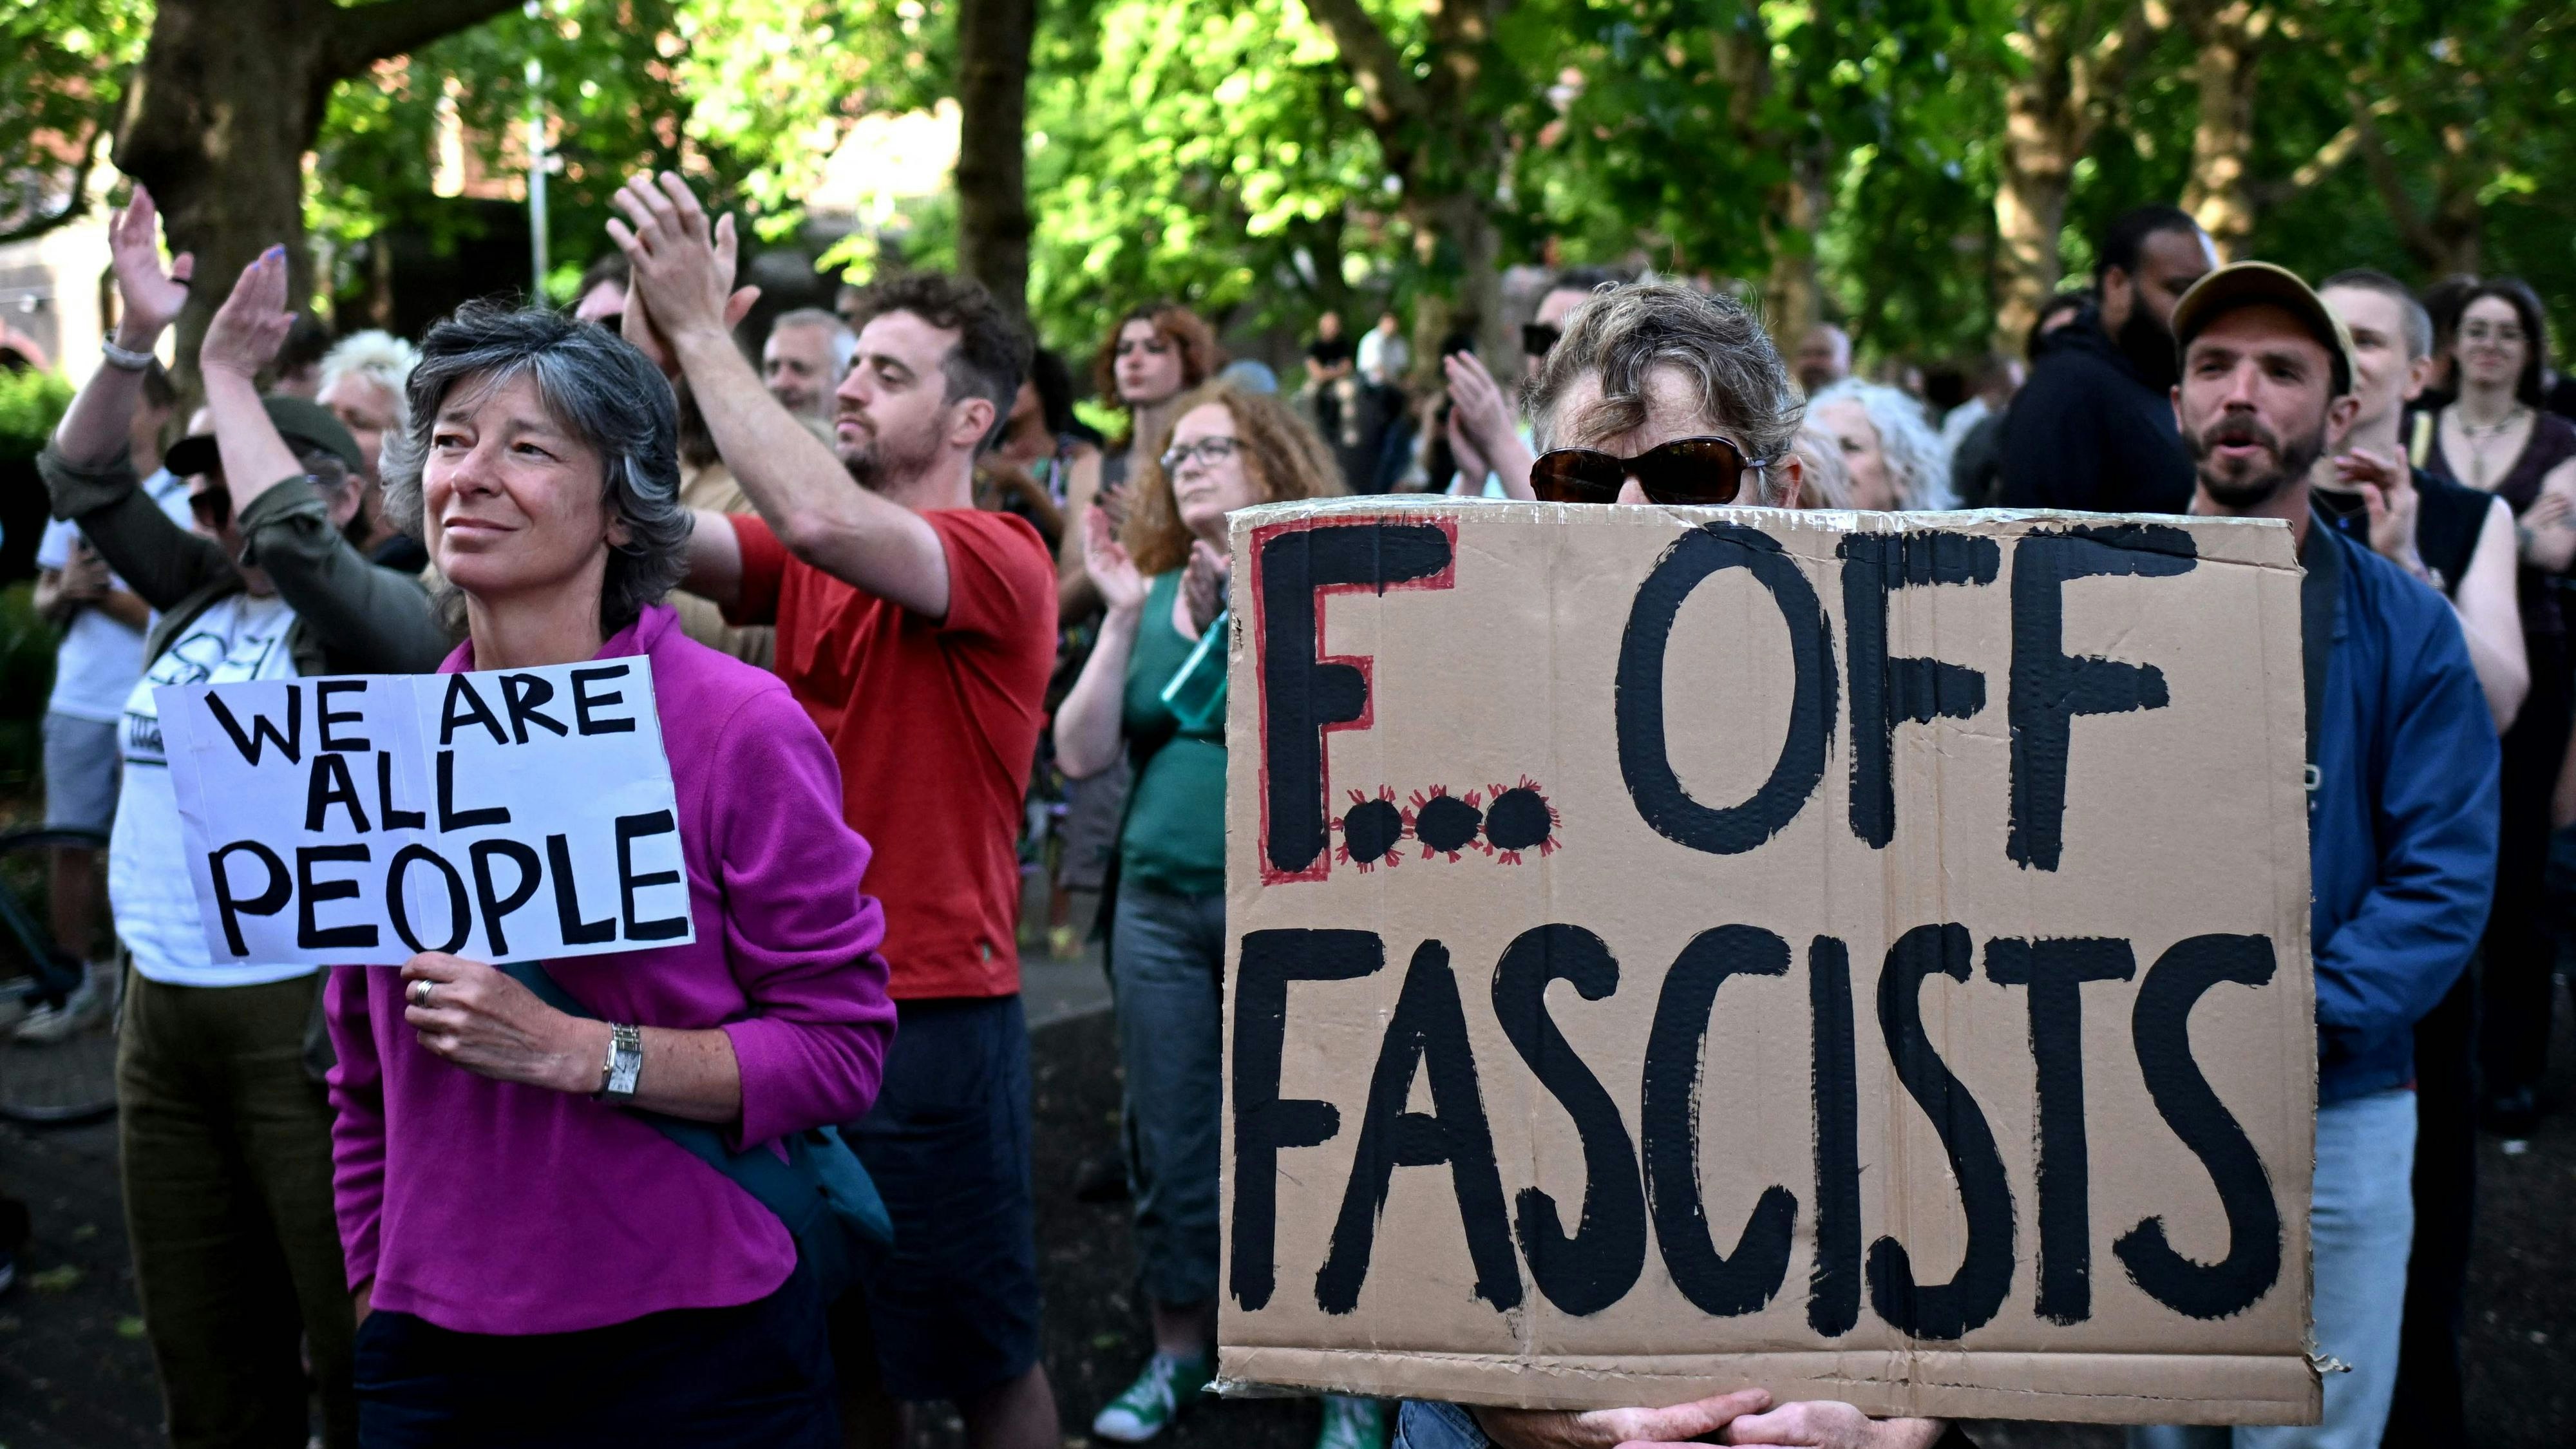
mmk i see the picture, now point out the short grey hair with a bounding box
[382,301,689,636]
[770,307,858,377]
[1522,281,1804,500]
[1808,379,1955,510]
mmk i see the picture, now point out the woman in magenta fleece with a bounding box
[327,302,893,1448]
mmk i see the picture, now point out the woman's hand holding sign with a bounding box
[401,954,601,1094]
[400,953,744,1122]
[1470,1392,1947,1449]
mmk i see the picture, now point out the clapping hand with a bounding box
[605,173,761,374]
[107,184,193,343]
[198,246,296,383]
[1083,504,1148,616]
[1181,538,1227,634]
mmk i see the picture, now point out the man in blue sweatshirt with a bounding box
[2132,264,2501,1449]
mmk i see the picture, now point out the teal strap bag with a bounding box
[498,961,893,1299]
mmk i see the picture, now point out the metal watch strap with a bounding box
[596,1023,643,1102]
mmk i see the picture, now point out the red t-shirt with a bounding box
[728,510,1057,999]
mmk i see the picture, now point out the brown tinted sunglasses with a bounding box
[1529,435,1764,506]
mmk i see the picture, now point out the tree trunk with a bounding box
[2178,0,2268,258]
[1989,0,2154,352]
[954,0,1037,320]
[1759,155,1829,350]
[112,0,524,399]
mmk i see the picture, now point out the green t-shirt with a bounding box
[1118,569,1228,896]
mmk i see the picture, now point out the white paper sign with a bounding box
[159,658,694,967]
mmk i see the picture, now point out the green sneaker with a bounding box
[1315,1394,1386,1449]
[1092,1352,1212,1443]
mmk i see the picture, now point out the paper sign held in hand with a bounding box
[160,659,692,967]
[1219,500,2319,1425]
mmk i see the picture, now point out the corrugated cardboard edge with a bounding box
[1214,1347,2322,1425]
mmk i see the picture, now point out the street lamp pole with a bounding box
[526,2,549,299]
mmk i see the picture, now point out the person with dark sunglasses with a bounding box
[1520,279,1811,509]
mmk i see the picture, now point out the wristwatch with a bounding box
[596,1023,643,1103]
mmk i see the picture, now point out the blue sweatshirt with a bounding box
[2306,517,2500,1106]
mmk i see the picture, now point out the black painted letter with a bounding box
[1840,531,1997,847]
[2007,526,2196,869]
[1492,925,1645,1316]
[1808,934,1862,1336]
[1867,923,2015,1338]
[1640,925,1798,1318]
[1257,523,1454,878]
[2114,934,2282,1320]
[1985,936,2136,1323]
[1317,940,1521,1315]
[1231,929,1383,1311]
[1616,525,1836,855]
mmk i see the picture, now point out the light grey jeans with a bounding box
[2131,1087,2418,1449]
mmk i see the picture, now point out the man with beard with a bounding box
[611,173,1063,1449]
[2127,263,2499,1449]
[2000,205,2216,513]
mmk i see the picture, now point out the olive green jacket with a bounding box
[41,444,453,677]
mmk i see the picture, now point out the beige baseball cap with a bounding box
[2169,260,2358,398]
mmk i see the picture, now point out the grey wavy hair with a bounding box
[1522,280,1804,502]
[382,301,689,635]
[1788,425,1854,509]
[1808,379,1955,510]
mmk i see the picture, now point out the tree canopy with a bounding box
[5,0,2571,368]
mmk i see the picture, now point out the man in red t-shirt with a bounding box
[613,175,1061,1449]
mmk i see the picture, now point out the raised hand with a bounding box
[605,173,760,351]
[198,246,296,383]
[108,184,194,342]
[1083,503,1148,616]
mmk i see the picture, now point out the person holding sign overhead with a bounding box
[321,301,896,1446]
[1052,381,1356,1446]
[37,189,447,1449]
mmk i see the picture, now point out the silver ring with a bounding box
[408,979,435,1009]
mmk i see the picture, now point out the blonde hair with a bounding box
[1121,381,1343,574]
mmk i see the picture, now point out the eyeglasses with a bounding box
[1522,322,1562,359]
[1161,436,1242,473]
[1529,435,1764,506]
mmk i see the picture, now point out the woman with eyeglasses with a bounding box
[2417,277,2576,1135]
[35,189,446,1447]
[1050,382,1364,1449]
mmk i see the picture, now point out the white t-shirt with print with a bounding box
[35,469,196,723]
[113,592,316,987]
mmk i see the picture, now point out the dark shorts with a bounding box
[354,1262,836,1448]
[837,993,1041,1403]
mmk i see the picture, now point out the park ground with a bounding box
[1,934,2569,1448]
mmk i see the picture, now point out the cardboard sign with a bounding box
[1218,500,2318,1425]
[161,659,693,967]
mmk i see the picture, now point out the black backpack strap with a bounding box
[2299,506,2345,805]
[496,960,857,1240]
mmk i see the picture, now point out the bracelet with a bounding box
[99,338,156,372]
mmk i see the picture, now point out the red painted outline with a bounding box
[1248,513,1461,886]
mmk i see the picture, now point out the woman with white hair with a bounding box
[319,328,426,567]
[1808,379,1954,511]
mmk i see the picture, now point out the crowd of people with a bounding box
[0,164,2560,1449]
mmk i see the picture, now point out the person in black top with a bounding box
[2309,270,2528,1449]
[1955,290,2094,507]
[1998,206,2216,513]
[2414,276,2576,1141]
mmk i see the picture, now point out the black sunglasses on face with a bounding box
[1529,435,1764,506]
[1522,322,1562,358]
